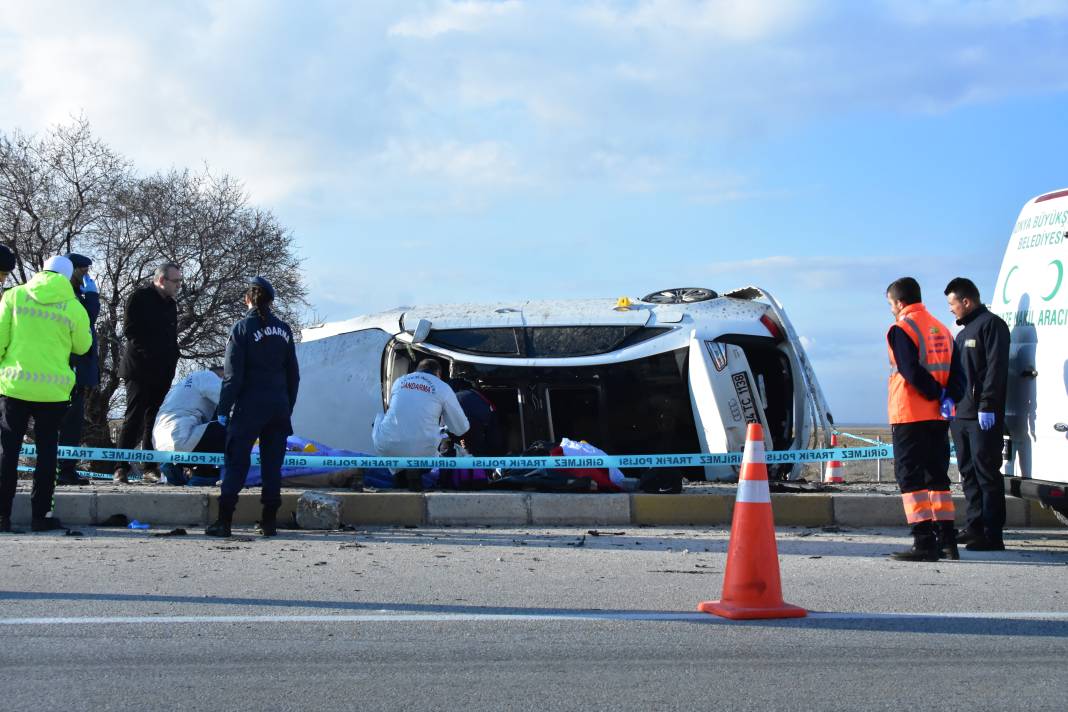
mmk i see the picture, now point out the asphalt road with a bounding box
[2,525,1067,711]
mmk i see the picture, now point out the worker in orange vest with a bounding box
[885,277,964,561]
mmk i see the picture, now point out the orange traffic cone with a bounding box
[823,434,845,483]
[698,423,807,620]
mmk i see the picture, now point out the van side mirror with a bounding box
[412,318,432,344]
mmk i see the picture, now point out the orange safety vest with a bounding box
[887,303,953,424]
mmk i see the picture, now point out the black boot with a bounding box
[257,505,279,537]
[31,516,66,532]
[891,521,941,561]
[937,521,959,560]
[56,469,90,486]
[205,503,234,537]
[0,515,20,533]
[966,532,1005,551]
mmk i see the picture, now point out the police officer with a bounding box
[57,253,101,486]
[206,277,299,538]
[944,277,1011,551]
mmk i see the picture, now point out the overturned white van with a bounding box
[994,188,1068,524]
[291,287,834,481]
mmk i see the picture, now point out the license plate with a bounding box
[731,372,760,424]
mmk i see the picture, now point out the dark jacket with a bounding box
[455,388,505,456]
[217,307,300,418]
[72,287,100,387]
[953,304,1010,420]
[888,325,964,403]
[119,285,179,383]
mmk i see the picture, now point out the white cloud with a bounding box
[376,138,521,185]
[582,0,818,42]
[389,0,523,38]
[2,0,1068,214]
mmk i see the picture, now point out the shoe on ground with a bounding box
[890,546,941,562]
[113,467,130,484]
[140,469,161,484]
[940,543,960,560]
[205,520,231,537]
[31,516,66,532]
[56,470,90,486]
[956,528,983,546]
[966,538,1006,552]
[160,463,189,486]
[0,515,21,533]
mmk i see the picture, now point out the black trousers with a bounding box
[0,397,69,519]
[892,420,951,494]
[57,385,87,475]
[219,404,291,512]
[118,378,170,463]
[189,421,226,477]
[950,418,1006,536]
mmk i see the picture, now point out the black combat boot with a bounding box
[257,505,279,537]
[966,531,1005,551]
[205,503,234,537]
[31,516,66,532]
[0,515,17,533]
[890,521,941,562]
[937,521,959,560]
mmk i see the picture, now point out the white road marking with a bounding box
[2,610,1068,626]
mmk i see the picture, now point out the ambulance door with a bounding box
[688,336,772,481]
[994,192,1068,486]
[291,328,393,452]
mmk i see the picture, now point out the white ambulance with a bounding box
[291,287,835,481]
[994,188,1068,525]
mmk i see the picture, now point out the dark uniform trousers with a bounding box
[118,377,171,454]
[0,397,68,519]
[892,420,951,493]
[950,418,1006,536]
[57,385,87,476]
[219,403,291,511]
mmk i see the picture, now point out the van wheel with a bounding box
[1052,506,1068,528]
[641,288,718,304]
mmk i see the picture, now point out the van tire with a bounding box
[641,288,717,304]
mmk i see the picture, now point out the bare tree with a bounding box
[0,119,309,448]
[0,116,128,279]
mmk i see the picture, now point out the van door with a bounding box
[993,190,1068,485]
[291,328,393,452]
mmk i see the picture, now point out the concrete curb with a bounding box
[10,489,1066,529]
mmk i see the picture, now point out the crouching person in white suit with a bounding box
[152,367,226,486]
[372,359,469,492]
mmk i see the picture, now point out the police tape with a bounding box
[17,443,894,471]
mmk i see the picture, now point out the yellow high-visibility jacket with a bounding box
[0,271,92,402]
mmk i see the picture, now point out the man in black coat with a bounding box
[114,262,182,483]
[944,277,1011,551]
[56,253,101,485]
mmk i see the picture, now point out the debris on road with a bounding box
[296,491,342,530]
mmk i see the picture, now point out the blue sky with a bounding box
[2,0,1067,423]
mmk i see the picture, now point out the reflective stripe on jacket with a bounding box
[887,303,953,424]
[0,271,92,402]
